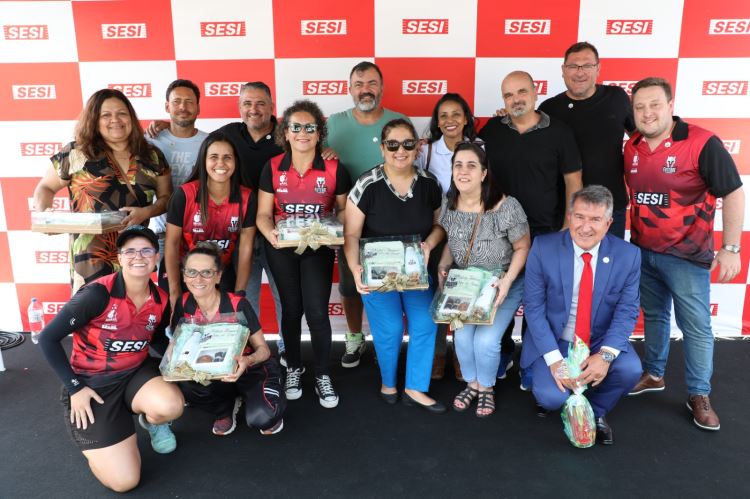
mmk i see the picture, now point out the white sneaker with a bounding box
[285,367,304,400]
[314,375,339,408]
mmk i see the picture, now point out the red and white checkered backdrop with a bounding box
[1,0,749,337]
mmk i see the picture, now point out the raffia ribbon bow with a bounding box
[172,362,213,386]
[295,222,336,254]
[447,313,470,330]
[376,273,411,292]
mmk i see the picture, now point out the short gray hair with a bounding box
[238,81,273,103]
[569,185,613,219]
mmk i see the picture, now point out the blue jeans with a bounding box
[247,238,284,350]
[640,249,713,395]
[362,287,437,392]
[454,278,524,388]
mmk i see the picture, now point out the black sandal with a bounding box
[453,386,479,412]
[476,390,495,418]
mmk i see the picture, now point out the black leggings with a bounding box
[264,240,334,375]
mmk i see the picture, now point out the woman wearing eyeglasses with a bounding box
[256,100,350,408]
[38,225,183,492]
[172,243,286,436]
[345,118,446,413]
[163,131,256,309]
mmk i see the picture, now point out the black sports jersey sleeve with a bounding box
[166,187,187,226]
[698,136,743,198]
[335,162,353,195]
[150,300,171,357]
[38,283,110,394]
[258,161,274,193]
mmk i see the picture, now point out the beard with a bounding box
[509,103,528,118]
[355,92,380,112]
[172,117,196,128]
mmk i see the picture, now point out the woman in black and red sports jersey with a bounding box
[163,131,256,308]
[256,99,351,409]
[172,243,286,436]
[39,226,184,493]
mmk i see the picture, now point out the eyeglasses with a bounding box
[563,63,598,72]
[287,122,318,134]
[183,268,218,279]
[120,247,156,259]
[382,139,418,152]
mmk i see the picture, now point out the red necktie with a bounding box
[575,252,593,346]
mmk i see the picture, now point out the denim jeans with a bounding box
[247,238,284,349]
[640,249,713,395]
[454,278,524,388]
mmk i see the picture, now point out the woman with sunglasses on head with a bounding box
[172,243,286,436]
[38,226,183,493]
[415,93,482,380]
[256,100,350,408]
[437,142,530,417]
[345,118,446,413]
[33,88,172,294]
[163,131,256,309]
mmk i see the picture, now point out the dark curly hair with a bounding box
[425,93,476,143]
[274,99,327,155]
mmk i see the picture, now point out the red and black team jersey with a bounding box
[171,290,262,355]
[38,272,170,394]
[258,153,351,221]
[166,180,255,267]
[624,117,742,267]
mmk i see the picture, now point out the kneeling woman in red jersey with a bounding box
[256,100,351,408]
[39,226,184,493]
[163,131,256,308]
[173,243,286,436]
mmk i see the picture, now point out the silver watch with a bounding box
[598,350,615,363]
[722,244,741,254]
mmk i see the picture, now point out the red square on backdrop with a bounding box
[16,283,72,330]
[683,118,750,174]
[476,0,580,57]
[0,63,82,121]
[377,58,475,117]
[272,0,374,58]
[72,0,174,62]
[680,0,750,57]
[176,60,276,119]
[0,233,14,282]
[1,177,68,231]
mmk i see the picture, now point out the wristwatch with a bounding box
[722,244,741,254]
[597,350,615,363]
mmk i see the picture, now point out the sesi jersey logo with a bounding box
[3,25,49,40]
[702,81,748,95]
[303,80,348,95]
[402,19,449,34]
[20,142,63,156]
[300,19,347,35]
[204,82,245,97]
[532,80,548,95]
[402,80,448,95]
[708,19,750,35]
[108,83,152,98]
[100,23,147,39]
[633,192,670,207]
[282,204,323,215]
[604,80,638,96]
[200,21,246,37]
[104,339,150,352]
[12,85,56,100]
[504,19,551,35]
[606,20,653,35]
[723,140,741,155]
[35,251,69,264]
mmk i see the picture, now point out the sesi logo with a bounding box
[402,19,449,35]
[200,21,246,37]
[3,25,49,40]
[533,80,548,95]
[606,20,653,35]
[723,140,741,155]
[604,80,638,96]
[27,197,69,211]
[101,23,147,39]
[708,19,750,35]
[327,303,344,315]
[43,302,66,314]
[633,191,670,207]
[504,19,551,35]
[204,81,245,97]
[702,81,748,95]
[12,85,56,100]
[300,19,347,35]
[402,80,448,95]
[20,142,62,156]
[35,251,69,264]
[107,83,152,98]
[303,80,348,95]
[710,303,719,316]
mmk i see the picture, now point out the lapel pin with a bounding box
[602,257,610,264]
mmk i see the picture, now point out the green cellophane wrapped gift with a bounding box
[559,336,597,448]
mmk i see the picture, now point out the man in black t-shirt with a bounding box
[539,42,635,238]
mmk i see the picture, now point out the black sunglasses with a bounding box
[382,139,418,152]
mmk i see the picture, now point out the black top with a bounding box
[217,119,284,189]
[539,84,635,210]
[348,165,442,240]
[479,112,582,232]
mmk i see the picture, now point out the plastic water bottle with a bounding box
[28,297,45,344]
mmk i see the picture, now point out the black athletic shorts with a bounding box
[60,359,160,451]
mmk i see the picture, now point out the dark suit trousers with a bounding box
[529,344,642,418]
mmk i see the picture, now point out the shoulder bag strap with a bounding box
[105,150,140,202]
[462,209,483,268]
